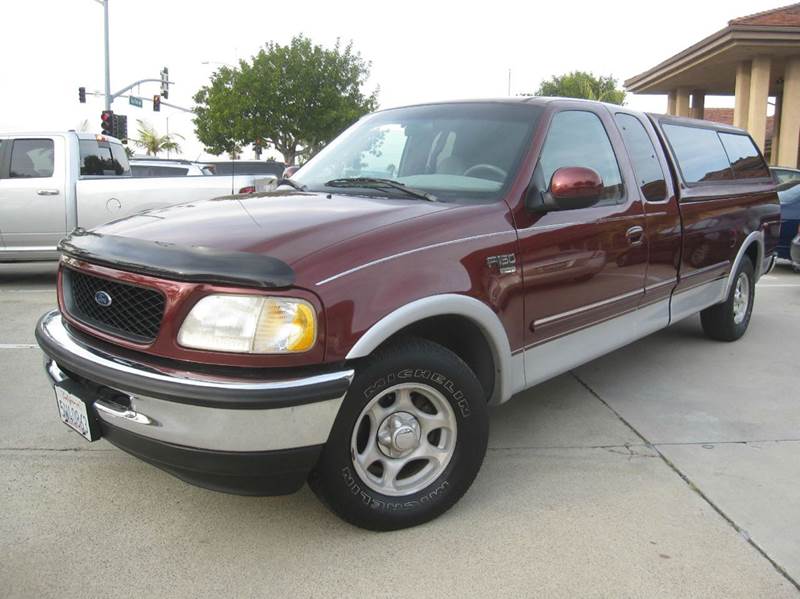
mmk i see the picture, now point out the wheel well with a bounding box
[744,241,760,273]
[373,315,496,402]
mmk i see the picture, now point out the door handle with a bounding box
[625,226,645,247]
[37,189,60,196]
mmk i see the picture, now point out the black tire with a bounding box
[700,255,755,341]
[309,337,488,531]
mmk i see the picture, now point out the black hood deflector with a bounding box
[59,229,295,289]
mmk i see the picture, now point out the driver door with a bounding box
[517,106,647,378]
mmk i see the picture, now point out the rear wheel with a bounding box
[310,337,488,531]
[700,255,755,341]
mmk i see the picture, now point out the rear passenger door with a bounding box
[518,105,647,350]
[613,112,681,308]
[0,136,67,251]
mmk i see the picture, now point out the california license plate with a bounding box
[54,386,97,441]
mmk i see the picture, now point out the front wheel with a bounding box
[310,337,488,531]
[700,255,755,341]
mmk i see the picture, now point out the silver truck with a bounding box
[0,132,277,262]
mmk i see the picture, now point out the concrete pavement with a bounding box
[1,262,798,598]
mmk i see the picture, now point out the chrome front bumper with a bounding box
[36,310,354,495]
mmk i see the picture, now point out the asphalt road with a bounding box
[1,262,798,598]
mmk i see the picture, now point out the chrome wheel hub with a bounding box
[733,272,750,325]
[377,411,421,458]
[350,383,458,497]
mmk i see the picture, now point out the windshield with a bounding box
[293,102,542,202]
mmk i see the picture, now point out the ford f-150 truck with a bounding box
[35,99,779,530]
[0,132,275,262]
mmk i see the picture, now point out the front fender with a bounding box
[345,294,523,405]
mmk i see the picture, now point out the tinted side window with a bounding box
[615,113,667,201]
[10,139,54,178]
[719,133,769,179]
[539,111,623,204]
[662,124,732,183]
[79,140,131,176]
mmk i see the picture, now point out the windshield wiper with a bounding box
[277,177,307,191]
[324,177,437,202]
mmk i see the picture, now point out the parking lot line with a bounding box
[0,344,37,349]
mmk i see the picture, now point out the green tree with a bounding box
[533,71,626,105]
[132,120,184,156]
[193,35,378,165]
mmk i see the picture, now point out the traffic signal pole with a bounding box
[94,0,111,111]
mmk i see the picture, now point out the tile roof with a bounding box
[729,2,800,26]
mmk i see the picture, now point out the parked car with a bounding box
[777,181,800,262]
[0,132,275,262]
[771,166,800,185]
[35,99,779,531]
[792,232,800,271]
[130,158,212,177]
[205,159,285,178]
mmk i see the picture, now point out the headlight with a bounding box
[177,295,317,354]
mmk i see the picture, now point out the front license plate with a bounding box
[54,386,98,441]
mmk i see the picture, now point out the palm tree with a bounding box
[132,120,184,156]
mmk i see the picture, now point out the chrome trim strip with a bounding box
[533,288,642,327]
[316,231,516,285]
[0,246,58,252]
[680,261,730,279]
[644,278,677,292]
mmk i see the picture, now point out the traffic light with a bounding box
[160,67,169,99]
[78,87,86,104]
[101,110,114,136]
[153,95,161,112]
[112,114,128,143]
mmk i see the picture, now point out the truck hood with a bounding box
[96,190,453,269]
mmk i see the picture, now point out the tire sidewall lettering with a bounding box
[341,466,450,512]
[362,369,472,418]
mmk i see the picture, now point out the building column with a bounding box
[667,90,677,115]
[747,56,771,151]
[777,56,800,168]
[675,87,691,117]
[771,92,782,165]
[733,61,751,129]
[691,91,705,119]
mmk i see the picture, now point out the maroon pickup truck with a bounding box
[36,98,779,530]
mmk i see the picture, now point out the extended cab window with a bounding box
[538,110,623,204]
[9,139,54,178]
[79,139,131,176]
[719,133,769,179]
[662,124,732,183]
[614,113,667,201]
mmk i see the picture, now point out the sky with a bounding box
[0,0,786,162]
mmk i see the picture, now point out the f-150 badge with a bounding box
[486,254,516,274]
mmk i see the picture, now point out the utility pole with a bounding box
[508,69,512,96]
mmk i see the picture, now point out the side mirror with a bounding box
[282,165,300,179]
[543,167,604,211]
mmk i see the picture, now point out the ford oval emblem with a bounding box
[94,291,113,307]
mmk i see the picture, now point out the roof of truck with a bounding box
[0,131,124,143]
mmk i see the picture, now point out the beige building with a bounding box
[625,3,800,169]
